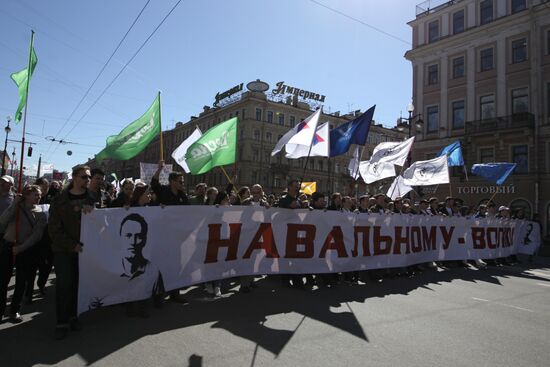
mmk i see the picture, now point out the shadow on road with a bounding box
[1,260,549,366]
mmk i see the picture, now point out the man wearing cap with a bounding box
[426,197,439,215]
[0,175,15,215]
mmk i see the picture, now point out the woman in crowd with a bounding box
[0,185,47,323]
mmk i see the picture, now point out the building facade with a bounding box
[92,81,406,196]
[405,0,550,239]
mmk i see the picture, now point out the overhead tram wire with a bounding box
[47,0,186,161]
[306,0,410,46]
[42,0,152,158]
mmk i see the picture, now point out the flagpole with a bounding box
[353,146,365,201]
[448,165,452,197]
[299,107,322,190]
[15,30,35,262]
[158,91,164,162]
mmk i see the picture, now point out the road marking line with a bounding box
[471,297,534,313]
[536,282,550,288]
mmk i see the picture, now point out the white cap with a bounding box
[498,205,510,212]
[0,175,14,185]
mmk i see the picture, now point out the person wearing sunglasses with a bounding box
[48,165,95,340]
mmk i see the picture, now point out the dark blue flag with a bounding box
[437,141,464,166]
[329,105,375,157]
[471,163,516,185]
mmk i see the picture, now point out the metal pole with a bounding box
[36,154,42,178]
[2,117,10,175]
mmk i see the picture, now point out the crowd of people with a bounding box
[0,160,537,340]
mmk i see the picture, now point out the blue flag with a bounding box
[329,105,375,157]
[471,163,517,185]
[437,141,464,166]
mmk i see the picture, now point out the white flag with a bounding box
[284,109,321,157]
[402,155,449,186]
[370,136,415,166]
[286,121,329,159]
[386,176,413,200]
[359,161,396,184]
[171,126,202,173]
[347,146,360,180]
[272,109,321,156]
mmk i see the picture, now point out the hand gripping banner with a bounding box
[78,206,540,314]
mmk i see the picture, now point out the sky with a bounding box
[0,0,422,173]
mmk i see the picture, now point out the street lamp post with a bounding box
[10,147,16,177]
[2,116,12,176]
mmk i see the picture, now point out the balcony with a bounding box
[416,0,465,17]
[464,113,535,135]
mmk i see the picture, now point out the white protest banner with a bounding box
[79,207,541,315]
[139,162,173,185]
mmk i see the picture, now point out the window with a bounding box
[480,48,494,71]
[427,64,439,85]
[512,88,529,114]
[235,111,239,118]
[318,160,323,171]
[480,95,495,120]
[264,151,270,164]
[251,171,257,183]
[240,128,245,139]
[479,147,494,163]
[255,108,262,121]
[265,132,272,142]
[252,149,259,162]
[428,20,439,42]
[511,38,527,63]
[335,163,340,173]
[427,106,439,132]
[274,177,281,189]
[309,160,314,170]
[267,111,273,123]
[547,30,550,55]
[453,10,465,34]
[512,145,528,173]
[547,203,550,236]
[278,113,285,125]
[547,83,550,116]
[480,0,493,25]
[511,0,526,14]
[253,130,260,141]
[453,57,465,78]
[452,100,465,129]
[242,109,246,119]
[290,116,296,128]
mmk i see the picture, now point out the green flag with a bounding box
[96,94,161,161]
[11,46,38,123]
[185,117,237,175]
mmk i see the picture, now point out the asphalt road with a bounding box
[2,256,550,367]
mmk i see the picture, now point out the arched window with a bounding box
[509,199,531,219]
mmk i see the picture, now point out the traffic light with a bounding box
[27,146,32,157]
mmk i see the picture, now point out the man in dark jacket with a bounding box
[151,161,188,206]
[149,160,188,303]
[49,165,95,340]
